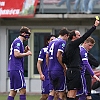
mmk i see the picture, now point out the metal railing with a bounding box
[38,0,100,14]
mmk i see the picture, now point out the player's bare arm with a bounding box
[57,51,66,71]
[14,50,32,57]
[46,53,49,66]
[37,60,45,81]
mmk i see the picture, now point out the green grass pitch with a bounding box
[0,94,41,100]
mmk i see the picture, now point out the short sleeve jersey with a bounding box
[80,46,94,76]
[47,38,66,71]
[8,38,24,72]
[38,46,49,79]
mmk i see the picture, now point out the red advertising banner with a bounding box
[0,0,38,18]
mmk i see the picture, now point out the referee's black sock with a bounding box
[67,97,75,100]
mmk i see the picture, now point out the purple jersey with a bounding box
[8,38,24,72]
[38,46,49,80]
[47,38,66,71]
[77,46,95,96]
[80,46,94,76]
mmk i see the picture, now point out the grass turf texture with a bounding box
[0,94,41,100]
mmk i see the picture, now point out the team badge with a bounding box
[17,43,20,46]
[62,43,65,47]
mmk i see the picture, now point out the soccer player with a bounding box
[7,26,32,100]
[75,52,100,100]
[85,52,100,100]
[63,19,99,100]
[47,27,69,100]
[37,35,56,100]
[77,37,100,100]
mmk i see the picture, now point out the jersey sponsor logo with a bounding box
[17,43,20,46]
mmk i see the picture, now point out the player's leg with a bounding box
[66,69,77,100]
[67,90,77,99]
[54,91,59,100]
[48,89,55,100]
[7,90,17,100]
[58,74,66,100]
[66,69,82,100]
[40,81,49,100]
[12,70,26,100]
[62,90,67,100]
[40,94,49,100]
[86,96,92,100]
[54,91,70,100]
[18,70,26,100]
[78,94,87,100]
[85,74,92,100]
[48,70,66,100]
[19,88,26,100]
[48,71,55,100]
[7,71,17,100]
[58,91,65,100]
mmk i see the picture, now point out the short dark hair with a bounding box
[58,27,70,36]
[20,26,31,35]
[45,35,56,46]
[47,35,56,41]
[69,30,76,40]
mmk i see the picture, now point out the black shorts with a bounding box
[66,68,82,91]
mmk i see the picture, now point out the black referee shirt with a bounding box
[63,26,96,68]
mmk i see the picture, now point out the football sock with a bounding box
[78,94,86,100]
[7,96,14,100]
[20,95,26,100]
[48,95,54,100]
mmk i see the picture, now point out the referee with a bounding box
[63,19,99,100]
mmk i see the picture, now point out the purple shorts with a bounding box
[49,70,66,91]
[8,70,26,91]
[77,73,88,96]
[41,79,50,94]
